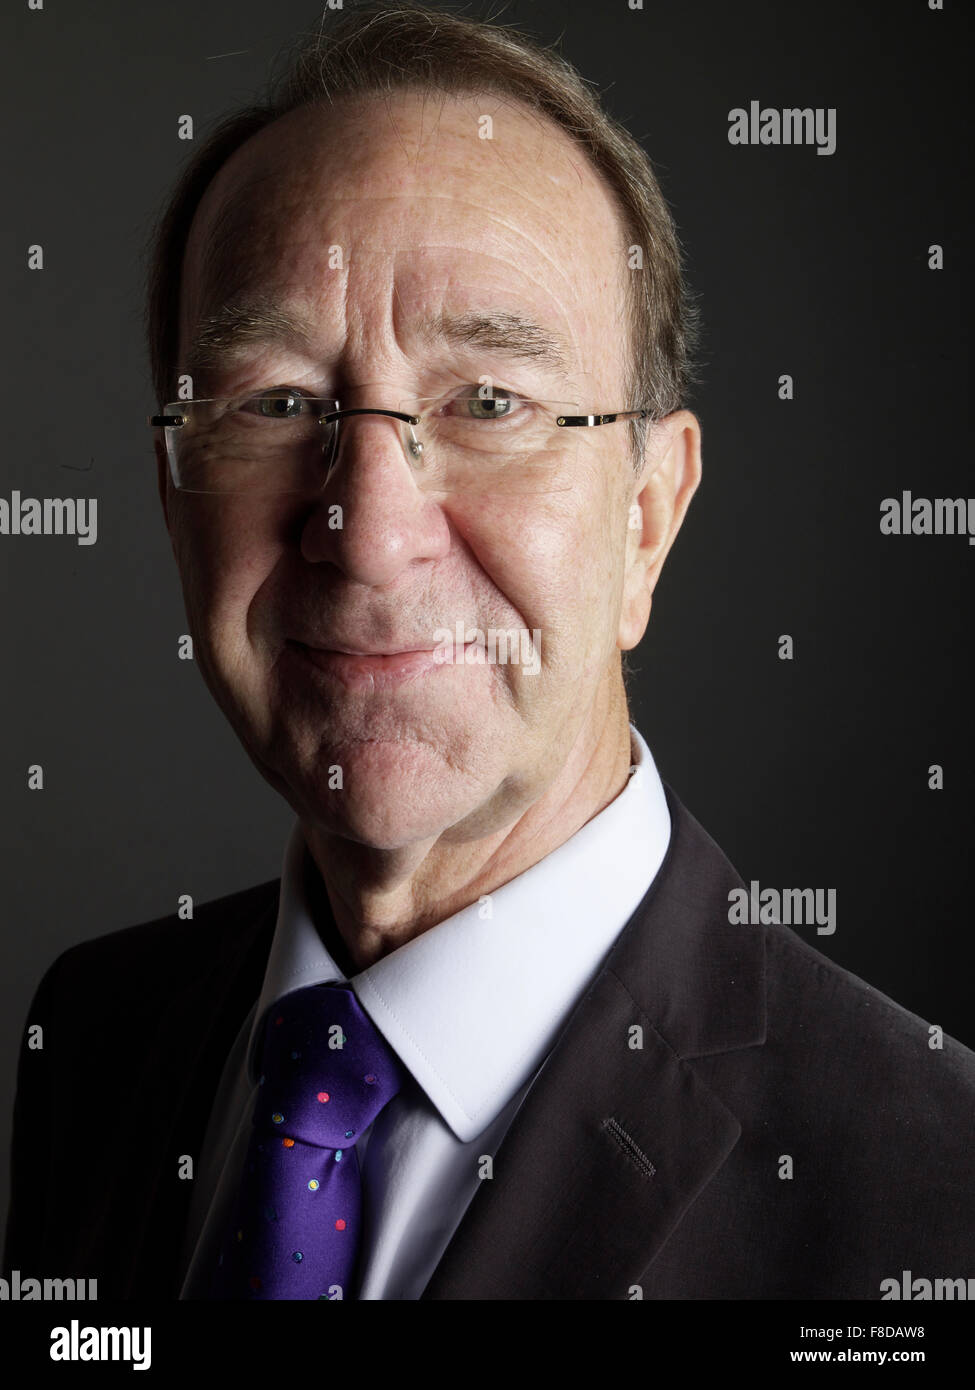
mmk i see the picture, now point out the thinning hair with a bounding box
[145,0,702,460]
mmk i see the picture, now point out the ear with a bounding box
[618,410,702,651]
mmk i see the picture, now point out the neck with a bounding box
[301,677,634,970]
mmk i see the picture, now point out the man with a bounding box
[4,2,973,1301]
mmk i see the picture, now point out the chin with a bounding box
[276,739,486,850]
[295,788,469,852]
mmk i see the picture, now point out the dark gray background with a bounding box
[2,0,971,1236]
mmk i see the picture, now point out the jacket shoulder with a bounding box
[36,878,280,1005]
[763,922,975,1094]
[721,921,975,1254]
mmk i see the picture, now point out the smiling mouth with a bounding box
[312,643,436,656]
[285,638,466,690]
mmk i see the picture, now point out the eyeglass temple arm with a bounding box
[556,410,651,428]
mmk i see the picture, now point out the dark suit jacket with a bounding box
[4,787,974,1299]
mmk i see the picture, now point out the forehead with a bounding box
[179,91,629,385]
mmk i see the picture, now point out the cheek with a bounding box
[534,483,628,674]
[447,483,623,667]
[170,496,283,650]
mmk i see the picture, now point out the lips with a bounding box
[284,638,461,691]
[309,643,437,656]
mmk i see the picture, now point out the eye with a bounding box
[456,391,521,421]
[242,390,313,419]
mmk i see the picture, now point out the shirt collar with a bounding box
[247,723,670,1141]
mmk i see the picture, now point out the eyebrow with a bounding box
[182,297,317,374]
[417,309,574,378]
[183,299,574,381]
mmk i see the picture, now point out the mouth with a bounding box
[284,638,463,691]
[320,643,437,656]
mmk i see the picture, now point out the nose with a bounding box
[299,388,450,584]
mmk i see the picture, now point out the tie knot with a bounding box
[254,983,405,1149]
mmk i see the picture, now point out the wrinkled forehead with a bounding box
[178,92,630,392]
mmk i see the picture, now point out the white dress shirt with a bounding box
[179,723,671,1300]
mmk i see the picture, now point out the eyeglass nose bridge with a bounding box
[316,405,424,471]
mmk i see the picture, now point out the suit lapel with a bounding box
[421,968,742,1299]
[422,787,766,1300]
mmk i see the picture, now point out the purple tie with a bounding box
[211,982,406,1300]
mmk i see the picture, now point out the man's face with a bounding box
[163,91,659,850]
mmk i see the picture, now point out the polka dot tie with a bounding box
[210,982,407,1300]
